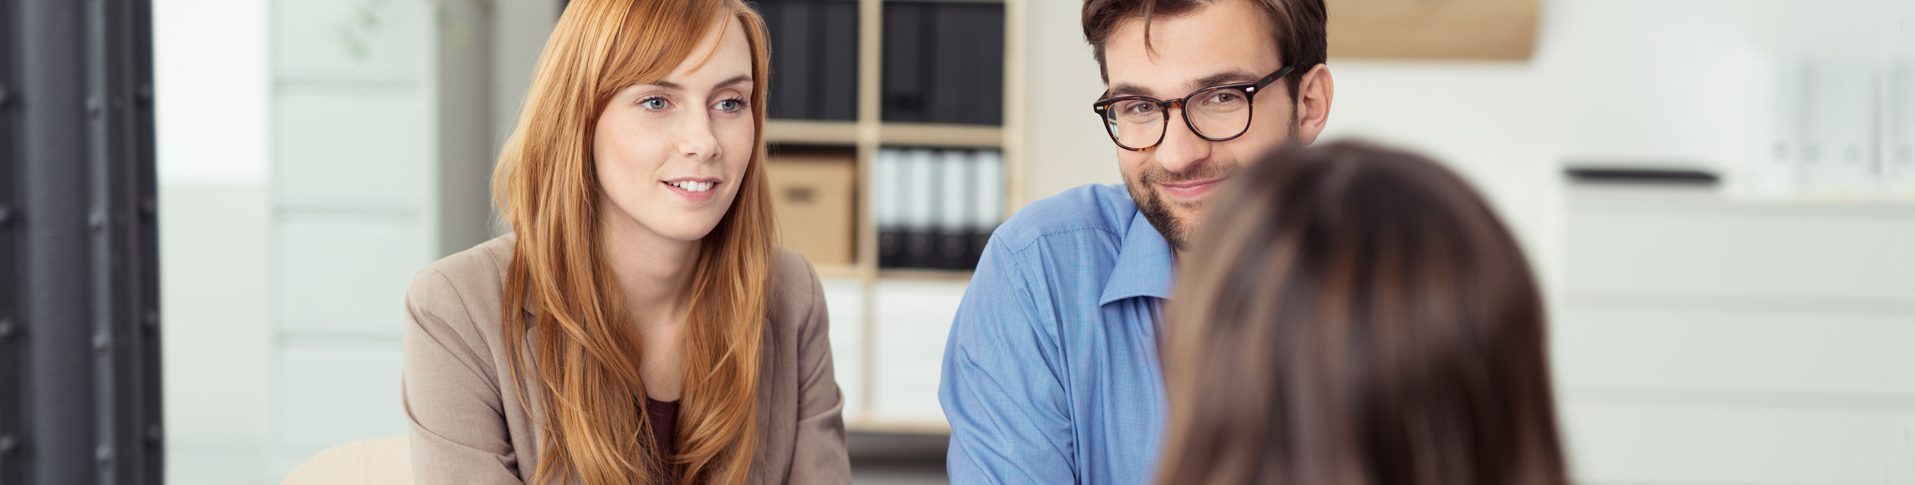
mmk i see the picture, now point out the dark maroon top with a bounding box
[645,398,679,484]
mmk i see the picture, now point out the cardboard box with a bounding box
[1328,0,1539,60]
[765,149,858,267]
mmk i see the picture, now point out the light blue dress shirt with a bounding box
[939,183,1174,484]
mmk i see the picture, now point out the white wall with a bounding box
[1017,0,1121,209]
[153,0,275,483]
[155,0,271,186]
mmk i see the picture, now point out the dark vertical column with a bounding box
[12,0,162,483]
[0,0,21,480]
[103,0,162,482]
[19,0,95,481]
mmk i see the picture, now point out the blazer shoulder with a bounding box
[406,235,515,337]
[767,247,825,331]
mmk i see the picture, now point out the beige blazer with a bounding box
[400,235,851,484]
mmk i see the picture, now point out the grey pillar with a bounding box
[4,0,162,483]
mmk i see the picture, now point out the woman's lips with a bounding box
[661,178,720,203]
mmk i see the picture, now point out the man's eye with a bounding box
[1208,92,1244,104]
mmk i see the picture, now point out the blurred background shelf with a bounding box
[877,123,1004,148]
[754,0,1021,437]
[765,120,860,146]
[764,122,1009,149]
[811,264,866,280]
[846,417,954,435]
[875,269,975,283]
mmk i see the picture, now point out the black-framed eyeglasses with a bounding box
[1091,65,1297,151]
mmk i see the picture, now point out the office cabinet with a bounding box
[1558,183,1915,484]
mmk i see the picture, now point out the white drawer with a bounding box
[1554,305,1915,398]
[276,217,431,336]
[1565,190,1915,301]
[1561,400,1915,484]
[819,277,866,421]
[272,89,433,205]
[869,280,967,425]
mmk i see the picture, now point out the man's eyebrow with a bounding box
[1104,70,1263,99]
[1108,83,1152,97]
[1188,70,1261,91]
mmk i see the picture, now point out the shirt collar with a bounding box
[1099,210,1176,306]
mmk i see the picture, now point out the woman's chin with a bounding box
[654,223,721,244]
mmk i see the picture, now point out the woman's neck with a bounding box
[598,212,700,328]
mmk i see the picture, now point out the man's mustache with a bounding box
[1140,163,1237,185]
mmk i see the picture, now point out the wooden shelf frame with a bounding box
[765,120,859,146]
[760,0,1025,433]
[766,121,1004,149]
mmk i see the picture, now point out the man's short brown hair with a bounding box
[1083,0,1327,99]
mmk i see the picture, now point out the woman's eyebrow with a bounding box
[711,75,752,91]
[645,75,753,92]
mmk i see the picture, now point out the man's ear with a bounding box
[1291,64,1334,144]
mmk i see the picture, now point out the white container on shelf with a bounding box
[1747,57,1805,198]
[1881,44,1915,196]
[1796,57,1880,198]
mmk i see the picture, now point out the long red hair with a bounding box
[489,1,775,483]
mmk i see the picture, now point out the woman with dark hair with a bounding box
[1157,140,1569,485]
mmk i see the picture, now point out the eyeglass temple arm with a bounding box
[1253,65,1299,91]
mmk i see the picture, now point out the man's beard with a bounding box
[1123,160,1238,251]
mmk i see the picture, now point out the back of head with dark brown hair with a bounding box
[1158,140,1569,485]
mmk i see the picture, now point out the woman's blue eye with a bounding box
[640,97,670,110]
[714,98,747,112]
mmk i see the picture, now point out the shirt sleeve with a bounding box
[938,238,1078,484]
[401,269,525,484]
